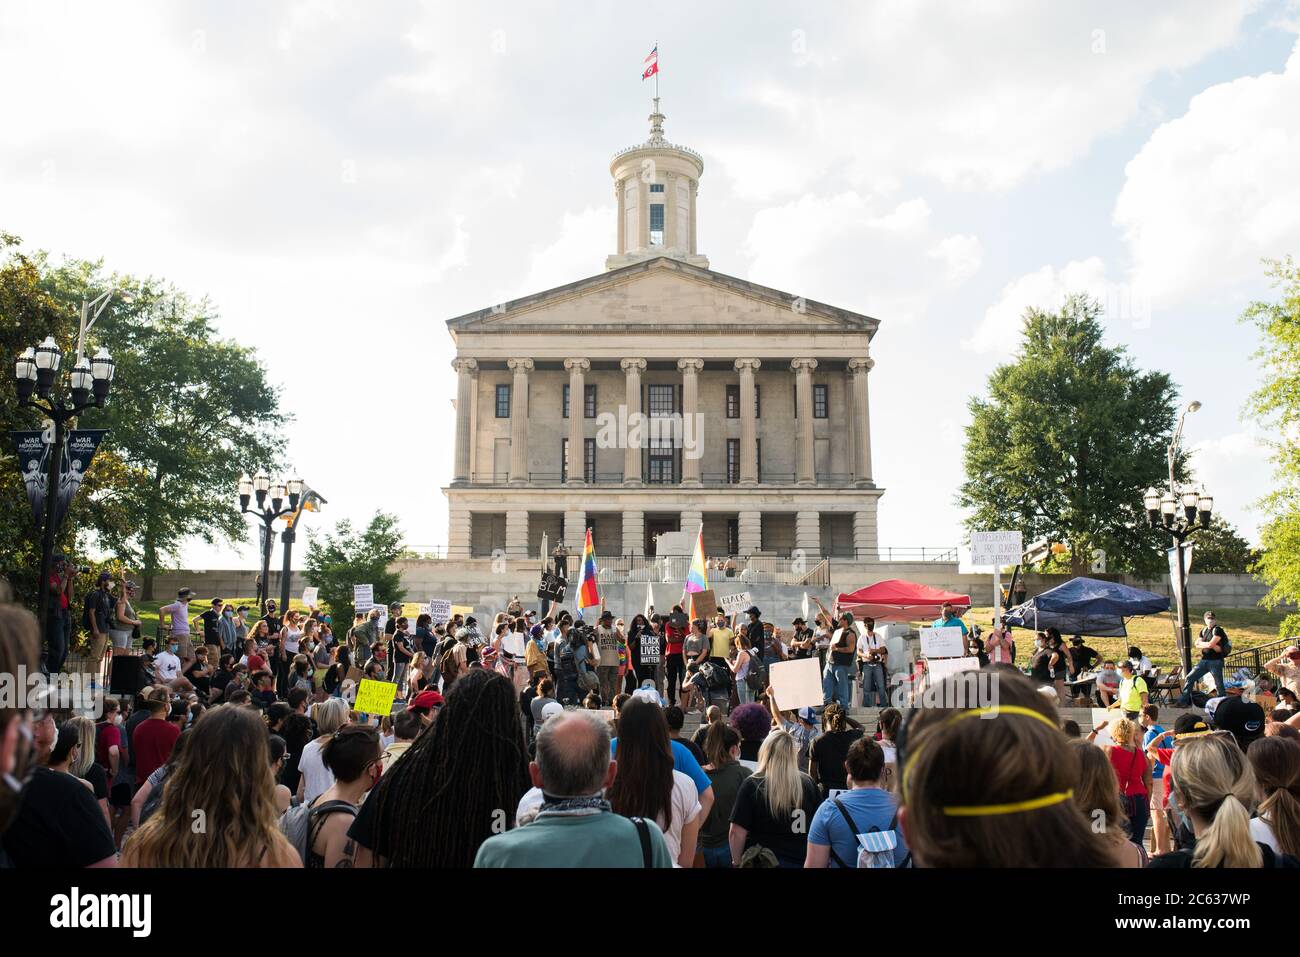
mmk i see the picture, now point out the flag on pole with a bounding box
[644,580,655,618]
[681,523,708,617]
[575,528,601,617]
[642,45,658,80]
[802,591,810,623]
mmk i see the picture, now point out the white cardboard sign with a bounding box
[353,584,374,612]
[427,599,452,624]
[768,657,823,711]
[719,591,753,616]
[970,531,1023,568]
[919,626,966,659]
[301,587,319,608]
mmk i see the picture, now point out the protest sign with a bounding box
[427,599,452,624]
[537,571,567,603]
[353,584,374,613]
[451,604,474,619]
[970,531,1022,568]
[919,626,966,659]
[718,591,753,617]
[1090,708,1115,747]
[926,656,980,682]
[355,679,398,717]
[768,657,823,711]
[301,587,319,608]
[690,589,718,620]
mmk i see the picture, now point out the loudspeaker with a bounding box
[109,655,145,696]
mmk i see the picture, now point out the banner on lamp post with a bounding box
[10,427,107,533]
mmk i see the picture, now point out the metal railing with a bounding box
[466,471,862,488]
[861,547,959,563]
[1225,636,1293,677]
[592,554,830,588]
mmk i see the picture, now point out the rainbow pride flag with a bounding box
[682,524,708,617]
[575,527,601,616]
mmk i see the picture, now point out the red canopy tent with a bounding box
[834,579,972,623]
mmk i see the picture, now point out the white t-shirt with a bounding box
[856,631,885,659]
[1250,815,1280,855]
[155,651,181,682]
[298,738,336,805]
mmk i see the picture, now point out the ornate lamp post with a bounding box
[239,472,300,611]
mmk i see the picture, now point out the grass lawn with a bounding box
[133,597,315,638]
[966,604,1288,672]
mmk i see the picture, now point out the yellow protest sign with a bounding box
[354,679,398,716]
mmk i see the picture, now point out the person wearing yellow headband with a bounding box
[897,669,1114,868]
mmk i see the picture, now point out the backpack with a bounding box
[745,653,768,693]
[826,798,909,869]
[700,660,731,691]
[280,799,358,866]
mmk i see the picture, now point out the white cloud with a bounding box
[1115,37,1300,308]
[964,258,1109,354]
[1188,426,1272,543]
[517,206,614,295]
[927,234,983,284]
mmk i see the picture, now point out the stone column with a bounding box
[738,510,762,556]
[849,358,874,486]
[680,509,703,539]
[853,506,878,560]
[735,358,761,486]
[507,358,533,486]
[615,178,625,254]
[452,358,477,484]
[795,510,821,555]
[565,358,590,485]
[622,509,645,558]
[621,358,645,486]
[563,510,587,554]
[505,509,529,558]
[678,358,703,486]
[791,358,818,486]
[448,507,472,558]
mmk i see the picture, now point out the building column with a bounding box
[506,509,529,558]
[621,358,645,485]
[565,358,590,485]
[452,358,478,484]
[678,358,703,486]
[795,510,821,555]
[622,509,645,557]
[791,358,818,486]
[448,507,472,558]
[849,357,874,486]
[735,358,761,486]
[853,505,878,560]
[680,509,703,539]
[507,358,533,486]
[738,510,762,556]
[563,510,587,553]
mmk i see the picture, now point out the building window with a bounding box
[649,183,664,193]
[727,438,740,484]
[561,439,596,483]
[649,203,665,245]
[726,385,740,418]
[727,518,739,555]
[585,384,597,418]
[755,384,761,418]
[562,384,569,418]
[495,384,511,418]
[648,383,676,484]
[813,383,828,419]
[648,383,674,418]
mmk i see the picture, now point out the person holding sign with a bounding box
[931,602,968,641]
[855,617,888,709]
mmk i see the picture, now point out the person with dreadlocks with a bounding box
[347,667,530,867]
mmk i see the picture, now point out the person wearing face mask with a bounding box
[154,635,184,687]
[302,725,384,867]
[217,600,239,656]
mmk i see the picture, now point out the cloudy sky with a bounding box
[3,0,1299,569]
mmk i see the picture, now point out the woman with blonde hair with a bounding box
[60,717,112,828]
[296,697,351,805]
[1068,739,1146,867]
[1091,715,1152,846]
[1151,733,1276,868]
[728,729,822,867]
[1247,736,1300,858]
[122,704,300,867]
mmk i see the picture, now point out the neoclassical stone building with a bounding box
[444,101,881,561]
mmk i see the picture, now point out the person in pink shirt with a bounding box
[986,618,1015,666]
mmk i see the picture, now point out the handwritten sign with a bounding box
[718,591,753,616]
[920,626,966,659]
[427,599,452,624]
[353,584,374,613]
[1090,708,1114,747]
[970,531,1022,568]
[690,589,718,620]
[354,679,398,717]
[301,587,319,608]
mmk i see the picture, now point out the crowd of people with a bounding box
[3,581,1300,871]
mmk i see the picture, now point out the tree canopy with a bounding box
[304,511,406,625]
[961,294,1181,577]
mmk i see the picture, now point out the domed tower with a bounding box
[606,98,708,271]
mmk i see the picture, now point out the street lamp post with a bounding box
[239,473,300,612]
[1142,400,1213,675]
[13,336,116,637]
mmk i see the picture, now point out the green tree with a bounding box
[1188,515,1258,574]
[0,235,284,601]
[304,512,406,625]
[961,294,1181,577]
[1243,257,1300,609]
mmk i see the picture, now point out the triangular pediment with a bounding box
[446,257,878,338]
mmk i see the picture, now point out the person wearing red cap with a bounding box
[406,690,444,728]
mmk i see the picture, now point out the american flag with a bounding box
[642,45,658,80]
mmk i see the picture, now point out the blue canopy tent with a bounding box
[1004,577,1169,638]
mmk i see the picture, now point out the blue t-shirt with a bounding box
[932,615,969,636]
[809,787,908,868]
[611,737,711,798]
[1143,724,1166,778]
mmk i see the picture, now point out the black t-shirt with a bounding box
[1149,841,1298,868]
[2,767,116,868]
[199,609,221,643]
[124,708,151,773]
[261,615,283,635]
[746,621,767,660]
[83,588,113,633]
[730,772,823,867]
[212,668,235,697]
[1201,625,1229,660]
[417,628,437,658]
[83,762,109,801]
[635,631,663,671]
[185,660,212,695]
[809,728,865,795]
[392,633,414,663]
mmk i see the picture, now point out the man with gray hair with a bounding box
[474,709,673,868]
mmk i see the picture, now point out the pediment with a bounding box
[446,257,878,338]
